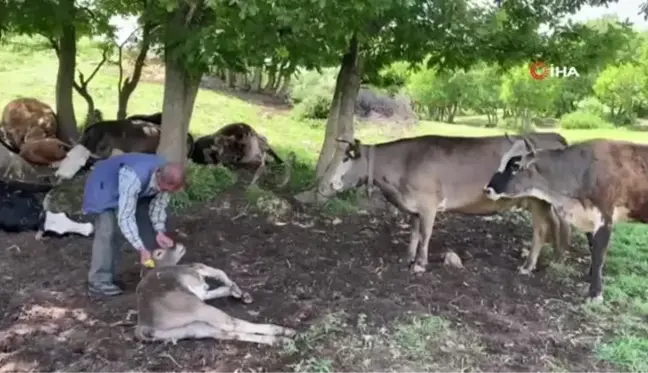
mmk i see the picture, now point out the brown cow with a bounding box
[19,138,72,167]
[0,97,58,152]
[484,138,648,302]
[191,122,293,187]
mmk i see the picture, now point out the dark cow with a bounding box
[55,115,195,180]
[326,133,571,273]
[192,122,293,187]
[127,112,162,124]
[483,138,648,302]
[0,178,93,238]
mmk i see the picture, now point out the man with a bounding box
[82,152,187,296]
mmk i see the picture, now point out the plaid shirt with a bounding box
[116,166,171,251]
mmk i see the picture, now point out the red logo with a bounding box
[529,61,550,80]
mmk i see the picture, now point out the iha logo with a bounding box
[529,61,580,80]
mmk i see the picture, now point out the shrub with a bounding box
[292,92,332,119]
[171,164,236,210]
[560,110,614,130]
[289,68,337,104]
[576,96,608,117]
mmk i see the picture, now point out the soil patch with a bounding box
[0,189,614,372]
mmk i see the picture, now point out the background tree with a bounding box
[2,0,114,141]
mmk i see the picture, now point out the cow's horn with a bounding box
[335,138,353,145]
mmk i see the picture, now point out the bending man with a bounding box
[82,152,187,296]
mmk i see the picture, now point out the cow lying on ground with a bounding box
[135,244,297,345]
[0,97,72,166]
[483,138,648,302]
[192,122,294,187]
[326,134,571,273]
[55,115,195,180]
[0,177,93,238]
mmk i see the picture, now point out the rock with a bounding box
[443,251,463,269]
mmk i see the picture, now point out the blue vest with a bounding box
[82,153,167,214]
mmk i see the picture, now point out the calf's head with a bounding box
[151,243,187,267]
[329,138,368,193]
[483,137,551,202]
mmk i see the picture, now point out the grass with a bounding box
[1,35,648,371]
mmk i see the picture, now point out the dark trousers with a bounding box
[87,198,158,285]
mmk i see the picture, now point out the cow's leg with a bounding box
[588,223,611,302]
[43,211,94,237]
[406,215,421,268]
[249,152,267,186]
[411,209,437,273]
[520,202,552,275]
[584,232,594,282]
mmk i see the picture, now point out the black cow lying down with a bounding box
[0,177,93,238]
[55,112,196,180]
[192,122,294,187]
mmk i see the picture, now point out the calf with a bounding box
[483,138,648,302]
[135,244,296,345]
[0,97,58,152]
[327,133,571,273]
[55,117,195,180]
[0,178,93,238]
[192,122,293,187]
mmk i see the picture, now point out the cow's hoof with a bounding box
[409,263,426,273]
[241,292,254,304]
[586,294,604,304]
[518,266,533,275]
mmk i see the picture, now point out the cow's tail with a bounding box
[266,145,283,164]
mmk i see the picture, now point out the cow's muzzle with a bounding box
[483,186,502,201]
[330,179,343,192]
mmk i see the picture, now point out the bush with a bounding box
[576,96,608,117]
[170,164,236,210]
[292,92,332,119]
[289,68,337,104]
[560,110,614,130]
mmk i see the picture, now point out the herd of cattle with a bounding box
[1,95,647,327]
[0,96,293,240]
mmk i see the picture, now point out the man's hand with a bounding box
[156,231,174,249]
[140,249,154,267]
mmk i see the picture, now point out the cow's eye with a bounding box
[510,162,520,172]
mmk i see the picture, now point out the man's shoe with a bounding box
[88,282,123,296]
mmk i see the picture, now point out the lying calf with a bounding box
[135,244,297,345]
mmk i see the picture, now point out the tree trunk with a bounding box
[250,66,263,92]
[55,0,79,142]
[277,73,292,97]
[313,33,362,197]
[117,21,153,120]
[158,9,202,163]
[264,65,277,91]
[226,70,236,88]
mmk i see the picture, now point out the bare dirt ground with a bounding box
[0,188,615,372]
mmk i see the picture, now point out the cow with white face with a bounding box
[483,137,648,303]
[326,134,572,274]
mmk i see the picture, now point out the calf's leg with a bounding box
[249,152,267,186]
[520,202,552,275]
[138,321,289,345]
[192,303,296,337]
[194,264,253,303]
